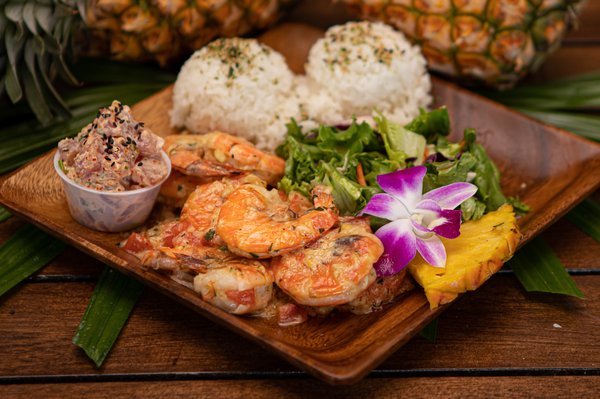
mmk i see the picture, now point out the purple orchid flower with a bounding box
[361,166,477,276]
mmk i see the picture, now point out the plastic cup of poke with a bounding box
[53,150,171,233]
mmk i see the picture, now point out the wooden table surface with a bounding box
[1,1,599,397]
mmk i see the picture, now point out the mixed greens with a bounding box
[276,108,528,220]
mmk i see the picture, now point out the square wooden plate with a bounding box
[1,24,600,385]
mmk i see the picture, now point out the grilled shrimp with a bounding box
[338,270,414,314]
[216,184,339,259]
[180,174,264,247]
[121,219,231,273]
[193,258,274,315]
[158,170,207,207]
[123,175,262,269]
[123,227,274,315]
[271,217,383,307]
[163,132,285,185]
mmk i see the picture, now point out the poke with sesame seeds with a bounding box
[58,100,168,192]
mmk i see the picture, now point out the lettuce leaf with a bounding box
[277,110,523,220]
[375,115,426,165]
[404,107,451,142]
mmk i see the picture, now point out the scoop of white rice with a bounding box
[302,21,431,125]
[170,38,300,151]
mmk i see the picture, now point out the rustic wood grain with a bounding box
[1,23,599,384]
[2,376,599,399]
[0,276,596,377]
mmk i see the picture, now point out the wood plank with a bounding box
[1,376,598,399]
[0,276,597,377]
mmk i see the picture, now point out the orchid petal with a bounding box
[416,235,447,268]
[360,193,410,220]
[415,199,462,239]
[431,209,462,238]
[376,166,426,210]
[411,219,431,234]
[374,219,416,276]
[423,182,477,210]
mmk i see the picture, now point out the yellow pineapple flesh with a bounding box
[408,204,521,309]
[340,0,582,88]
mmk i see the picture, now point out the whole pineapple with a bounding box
[0,0,295,123]
[81,0,295,66]
[340,0,582,88]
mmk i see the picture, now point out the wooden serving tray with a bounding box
[1,24,600,385]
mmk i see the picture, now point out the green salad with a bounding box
[276,108,528,220]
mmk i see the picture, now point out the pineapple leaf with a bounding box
[0,9,7,39]
[36,50,71,118]
[4,60,22,103]
[34,3,54,34]
[23,38,52,124]
[55,53,80,86]
[74,0,86,24]
[508,238,584,298]
[4,24,24,103]
[4,2,24,25]
[22,2,38,35]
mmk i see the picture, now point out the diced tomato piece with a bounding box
[122,233,153,253]
[277,303,308,327]
[162,221,189,248]
[226,289,256,306]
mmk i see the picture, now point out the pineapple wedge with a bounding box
[408,204,521,309]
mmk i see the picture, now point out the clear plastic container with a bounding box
[53,150,171,232]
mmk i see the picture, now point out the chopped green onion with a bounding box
[566,198,600,243]
[508,238,584,298]
[0,224,66,297]
[73,267,143,367]
[0,206,11,223]
[58,159,67,174]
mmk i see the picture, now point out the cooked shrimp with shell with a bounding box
[163,132,285,185]
[271,217,384,307]
[193,258,274,315]
[216,184,339,259]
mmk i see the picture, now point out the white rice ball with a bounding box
[303,21,432,125]
[170,38,301,151]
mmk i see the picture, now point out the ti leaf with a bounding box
[0,206,11,223]
[0,223,66,297]
[566,198,600,243]
[419,318,438,343]
[73,267,143,367]
[516,109,600,142]
[508,238,584,298]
